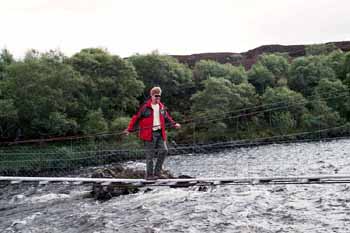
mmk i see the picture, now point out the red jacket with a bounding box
[127,99,176,141]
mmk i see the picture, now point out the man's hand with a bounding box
[174,123,181,129]
[123,128,130,136]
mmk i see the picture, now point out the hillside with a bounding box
[173,41,350,69]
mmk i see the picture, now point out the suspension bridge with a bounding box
[1,89,350,188]
[2,174,350,188]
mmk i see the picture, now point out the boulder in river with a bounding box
[90,164,176,201]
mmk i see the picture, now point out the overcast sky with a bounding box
[1,0,349,58]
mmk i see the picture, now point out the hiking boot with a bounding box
[145,175,158,180]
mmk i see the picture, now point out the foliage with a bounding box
[262,87,307,128]
[70,48,144,118]
[1,47,350,144]
[343,52,350,88]
[326,50,346,80]
[82,109,108,134]
[288,55,336,96]
[110,116,130,132]
[0,99,18,138]
[191,77,232,114]
[4,50,82,137]
[0,49,14,80]
[305,43,338,56]
[248,53,290,95]
[128,53,193,112]
[301,99,343,130]
[190,77,258,139]
[193,60,247,86]
[258,53,290,81]
[248,63,275,94]
[230,82,258,110]
[271,112,296,132]
[314,78,350,119]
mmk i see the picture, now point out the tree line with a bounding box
[1,44,350,144]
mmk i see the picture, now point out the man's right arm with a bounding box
[125,105,145,134]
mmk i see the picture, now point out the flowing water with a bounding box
[1,139,350,232]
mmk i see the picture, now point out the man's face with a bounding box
[151,94,161,104]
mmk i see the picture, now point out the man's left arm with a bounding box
[164,110,181,129]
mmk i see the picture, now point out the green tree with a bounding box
[343,52,350,87]
[70,48,144,119]
[129,53,193,112]
[193,60,247,85]
[0,99,18,138]
[110,116,130,132]
[5,50,82,138]
[248,63,275,94]
[301,99,343,130]
[257,53,290,86]
[305,43,338,56]
[227,82,259,133]
[230,82,258,110]
[32,112,78,136]
[314,78,350,119]
[190,77,258,140]
[82,109,108,134]
[190,77,232,140]
[271,112,296,132]
[191,77,232,116]
[326,50,346,80]
[0,49,14,80]
[262,87,307,128]
[288,56,336,96]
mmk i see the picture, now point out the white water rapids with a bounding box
[1,139,350,232]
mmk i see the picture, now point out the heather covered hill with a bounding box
[173,41,350,69]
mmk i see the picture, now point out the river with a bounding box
[1,139,350,232]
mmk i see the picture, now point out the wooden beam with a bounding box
[2,175,350,187]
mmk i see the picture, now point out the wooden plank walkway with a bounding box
[2,175,350,187]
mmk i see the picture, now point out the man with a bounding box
[125,87,181,179]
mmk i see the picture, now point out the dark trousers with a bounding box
[144,130,168,178]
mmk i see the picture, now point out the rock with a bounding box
[91,183,139,201]
[178,174,193,179]
[89,164,177,201]
[143,188,153,193]
[197,186,208,192]
[269,186,286,193]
